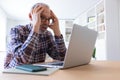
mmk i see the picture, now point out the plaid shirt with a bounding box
[4,24,66,68]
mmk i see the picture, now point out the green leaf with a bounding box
[92,48,96,59]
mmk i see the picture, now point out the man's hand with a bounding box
[49,10,61,36]
[31,5,44,33]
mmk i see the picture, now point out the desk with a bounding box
[1,61,120,80]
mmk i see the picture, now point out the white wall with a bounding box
[105,0,120,60]
[95,39,106,60]
[0,8,7,69]
[6,19,29,35]
[0,8,7,51]
[6,19,29,42]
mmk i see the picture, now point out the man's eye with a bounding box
[40,16,44,19]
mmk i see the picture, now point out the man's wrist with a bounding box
[55,34,63,39]
[53,28,61,36]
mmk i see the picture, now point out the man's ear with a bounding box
[29,13,32,21]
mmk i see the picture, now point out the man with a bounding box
[4,3,66,68]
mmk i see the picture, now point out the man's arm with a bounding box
[47,32,66,61]
[46,10,66,61]
[4,27,39,68]
[49,10,61,36]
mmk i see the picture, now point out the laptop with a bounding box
[34,24,98,69]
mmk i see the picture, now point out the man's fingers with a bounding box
[50,10,57,18]
[32,5,44,14]
[37,7,44,15]
[50,10,58,22]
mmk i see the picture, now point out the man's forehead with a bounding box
[41,11,51,18]
[41,7,51,17]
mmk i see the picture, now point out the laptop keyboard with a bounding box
[50,62,63,66]
[33,61,64,68]
[47,61,63,66]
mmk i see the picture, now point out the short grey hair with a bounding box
[31,3,49,10]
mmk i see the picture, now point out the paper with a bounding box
[2,67,59,76]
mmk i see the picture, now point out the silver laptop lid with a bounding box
[63,24,98,69]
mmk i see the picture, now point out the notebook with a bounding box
[15,64,47,72]
[34,24,98,69]
[2,67,59,76]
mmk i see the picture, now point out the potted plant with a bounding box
[92,48,96,60]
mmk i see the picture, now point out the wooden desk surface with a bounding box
[1,61,120,80]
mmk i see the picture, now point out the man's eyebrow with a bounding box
[41,16,51,19]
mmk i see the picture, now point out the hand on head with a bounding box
[29,5,44,32]
[48,10,59,33]
[29,3,60,35]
